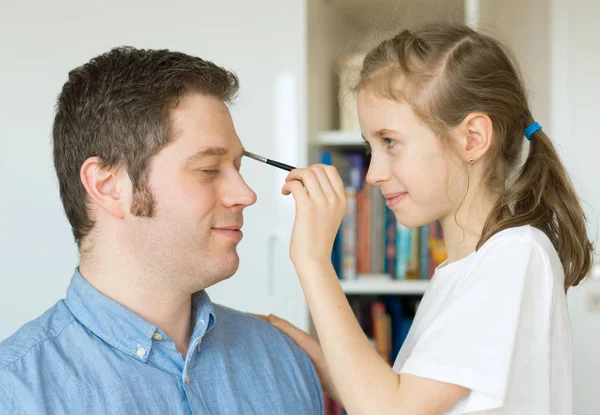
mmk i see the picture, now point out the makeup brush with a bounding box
[243,150,297,172]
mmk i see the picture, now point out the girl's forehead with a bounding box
[359,94,419,126]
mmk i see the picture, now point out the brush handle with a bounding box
[267,159,296,171]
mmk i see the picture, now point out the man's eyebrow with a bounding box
[185,147,228,165]
[185,146,245,164]
[191,146,228,158]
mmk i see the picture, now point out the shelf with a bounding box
[317,130,364,147]
[340,276,429,295]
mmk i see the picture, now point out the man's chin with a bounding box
[204,253,240,286]
[220,258,240,281]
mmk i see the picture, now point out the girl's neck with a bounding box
[439,189,499,265]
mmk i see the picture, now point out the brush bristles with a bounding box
[243,151,267,163]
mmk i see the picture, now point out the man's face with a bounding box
[124,94,257,292]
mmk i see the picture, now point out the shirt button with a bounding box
[152,332,163,341]
[136,347,146,358]
[185,376,191,384]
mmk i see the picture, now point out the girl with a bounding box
[264,23,594,414]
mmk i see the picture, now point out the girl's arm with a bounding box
[280,165,467,415]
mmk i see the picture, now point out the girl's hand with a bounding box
[254,313,340,402]
[282,165,346,269]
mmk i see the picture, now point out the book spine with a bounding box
[341,187,357,280]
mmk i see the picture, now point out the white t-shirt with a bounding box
[393,225,572,414]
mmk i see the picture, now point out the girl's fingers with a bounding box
[282,180,310,204]
[285,165,344,205]
[285,168,325,203]
[310,165,337,204]
[321,164,346,201]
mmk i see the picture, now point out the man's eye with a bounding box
[202,169,220,175]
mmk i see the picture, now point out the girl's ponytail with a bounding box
[480,122,593,290]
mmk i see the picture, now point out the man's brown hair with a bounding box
[53,46,239,247]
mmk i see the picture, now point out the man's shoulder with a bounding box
[211,303,288,341]
[209,304,323,411]
[0,300,76,371]
[211,303,311,360]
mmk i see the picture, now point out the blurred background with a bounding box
[1,0,598,413]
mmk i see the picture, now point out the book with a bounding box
[356,182,371,275]
[384,207,397,275]
[395,223,412,279]
[341,187,357,279]
[371,302,391,363]
[419,224,430,279]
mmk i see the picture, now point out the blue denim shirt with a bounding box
[0,270,323,414]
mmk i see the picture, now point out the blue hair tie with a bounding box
[524,121,542,140]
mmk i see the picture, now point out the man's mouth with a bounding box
[212,224,244,242]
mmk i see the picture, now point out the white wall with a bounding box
[560,1,600,413]
[0,0,307,339]
[478,0,551,130]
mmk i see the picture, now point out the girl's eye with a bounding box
[363,141,372,155]
[383,138,396,149]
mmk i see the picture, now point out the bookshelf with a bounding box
[318,131,364,147]
[341,277,429,295]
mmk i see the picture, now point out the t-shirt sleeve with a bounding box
[398,238,551,413]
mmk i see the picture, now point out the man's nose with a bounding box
[222,172,257,208]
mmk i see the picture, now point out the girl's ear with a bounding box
[454,112,494,163]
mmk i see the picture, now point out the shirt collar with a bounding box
[64,268,216,362]
[191,289,217,343]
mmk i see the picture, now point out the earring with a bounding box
[469,158,475,165]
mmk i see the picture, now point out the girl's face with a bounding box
[357,89,467,227]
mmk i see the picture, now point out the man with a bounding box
[0,47,322,414]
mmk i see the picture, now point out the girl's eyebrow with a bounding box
[362,129,401,141]
[375,128,400,137]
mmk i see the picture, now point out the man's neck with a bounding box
[78,258,195,358]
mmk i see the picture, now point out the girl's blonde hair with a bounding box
[357,23,593,290]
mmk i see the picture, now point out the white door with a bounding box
[0,0,310,340]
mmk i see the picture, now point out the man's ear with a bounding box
[80,157,127,219]
[453,112,494,163]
